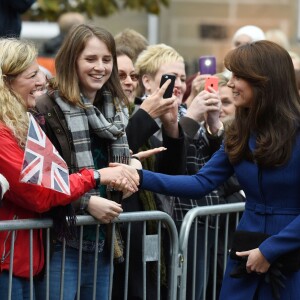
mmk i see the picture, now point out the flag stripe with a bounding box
[20,114,70,195]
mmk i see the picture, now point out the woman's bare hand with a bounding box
[185,89,221,123]
[236,248,270,274]
[132,147,167,161]
[185,73,210,108]
[87,196,123,224]
[140,80,177,119]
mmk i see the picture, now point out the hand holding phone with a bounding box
[159,74,176,98]
[205,76,219,92]
[199,56,216,75]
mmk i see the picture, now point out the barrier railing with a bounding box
[0,203,246,300]
[177,202,245,300]
[0,211,178,300]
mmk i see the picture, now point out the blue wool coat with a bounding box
[140,136,300,299]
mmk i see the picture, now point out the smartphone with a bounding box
[159,74,176,98]
[205,76,219,91]
[199,55,216,75]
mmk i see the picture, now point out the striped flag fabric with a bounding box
[20,114,70,195]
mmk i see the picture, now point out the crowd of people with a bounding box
[1,12,300,300]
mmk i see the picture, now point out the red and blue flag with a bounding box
[20,114,70,195]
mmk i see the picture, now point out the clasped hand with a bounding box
[99,164,139,195]
[108,147,167,198]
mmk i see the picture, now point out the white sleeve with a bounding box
[0,174,9,199]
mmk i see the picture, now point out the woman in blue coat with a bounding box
[134,40,300,299]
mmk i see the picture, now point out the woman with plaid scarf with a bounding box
[35,24,141,300]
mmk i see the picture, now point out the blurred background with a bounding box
[21,0,300,76]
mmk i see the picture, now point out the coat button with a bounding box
[47,113,51,117]
[56,129,61,133]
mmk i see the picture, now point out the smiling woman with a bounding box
[77,36,114,102]
[227,74,254,108]
[35,24,132,300]
[137,40,300,300]
[0,39,43,146]
[9,61,46,108]
[0,37,106,300]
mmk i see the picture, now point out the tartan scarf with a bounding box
[54,88,130,217]
[53,89,129,260]
[54,89,130,174]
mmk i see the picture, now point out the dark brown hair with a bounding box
[224,40,300,167]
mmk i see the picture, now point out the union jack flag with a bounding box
[20,114,70,195]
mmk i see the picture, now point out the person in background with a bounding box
[183,72,212,109]
[116,45,139,105]
[115,28,149,99]
[134,40,300,300]
[135,43,188,139]
[113,43,187,300]
[132,43,187,174]
[264,29,300,71]
[0,0,35,38]
[114,28,149,63]
[134,43,223,299]
[231,25,266,48]
[0,38,137,300]
[289,51,300,70]
[40,12,85,58]
[223,24,266,79]
[217,73,236,122]
[265,28,290,50]
[38,12,85,76]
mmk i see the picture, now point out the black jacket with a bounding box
[40,34,65,57]
[126,108,187,175]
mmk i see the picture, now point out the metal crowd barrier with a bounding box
[177,202,245,300]
[0,211,178,300]
[0,203,245,300]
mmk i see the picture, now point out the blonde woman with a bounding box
[0,38,138,300]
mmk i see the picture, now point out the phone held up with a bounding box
[205,76,219,92]
[159,74,176,98]
[199,55,216,75]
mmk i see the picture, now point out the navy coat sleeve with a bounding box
[126,107,187,175]
[140,143,234,199]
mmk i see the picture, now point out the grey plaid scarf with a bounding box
[54,89,130,202]
[52,89,129,257]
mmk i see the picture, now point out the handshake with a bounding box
[105,147,166,199]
